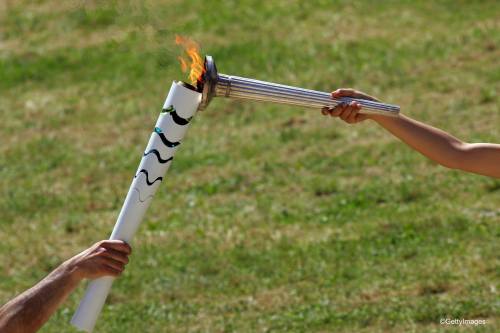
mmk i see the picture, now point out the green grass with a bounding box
[1,0,499,332]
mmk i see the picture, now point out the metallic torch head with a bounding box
[198,55,218,110]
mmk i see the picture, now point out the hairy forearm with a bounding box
[0,262,81,333]
[370,114,500,177]
[0,240,131,332]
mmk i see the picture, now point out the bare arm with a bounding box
[0,240,131,333]
[322,89,500,178]
[369,114,500,177]
[0,263,80,333]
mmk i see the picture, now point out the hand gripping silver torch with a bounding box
[197,55,399,116]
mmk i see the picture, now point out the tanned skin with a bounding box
[321,88,500,178]
[0,240,132,333]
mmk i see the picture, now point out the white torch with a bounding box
[71,81,201,332]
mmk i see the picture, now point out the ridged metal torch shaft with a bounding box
[215,74,399,116]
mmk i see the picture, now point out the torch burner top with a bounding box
[198,56,218,110]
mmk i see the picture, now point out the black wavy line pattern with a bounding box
[171,110,192,125]
[163,105,175,112]
[154,127,180,148]
[143,149,173,164]
[162,105,192,126]
[135,169,163,185]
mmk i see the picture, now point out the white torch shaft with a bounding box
[71,81,201,332]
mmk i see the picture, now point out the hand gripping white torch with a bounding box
[71,81,201,332]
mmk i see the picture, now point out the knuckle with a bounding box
[100,240,113,249]
[95,246,106,255]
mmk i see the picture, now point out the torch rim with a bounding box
[199,55,218,110]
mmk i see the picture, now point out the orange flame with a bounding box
[175,35,205,84]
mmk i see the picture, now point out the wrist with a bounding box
[366,114,382,122]
[367,113,399,123]
[59,259,84,284]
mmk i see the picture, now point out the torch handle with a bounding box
[71,82,201,332]
[215,74,400,116]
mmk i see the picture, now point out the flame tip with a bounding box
[174,35,205,85]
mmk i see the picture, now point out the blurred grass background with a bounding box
[0,0,499,332]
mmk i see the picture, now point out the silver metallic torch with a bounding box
[198,55,399,116]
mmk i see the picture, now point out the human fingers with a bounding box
[332,88,378,101]
[99,240,132,255]
[100,248,130,265]
[346,102,361,123]
[332,88,358,98]
[339,104,354,122]
[333,102,349,118]
[327,103,344,117]
[98,256,126,272]
[99,264,123,277]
